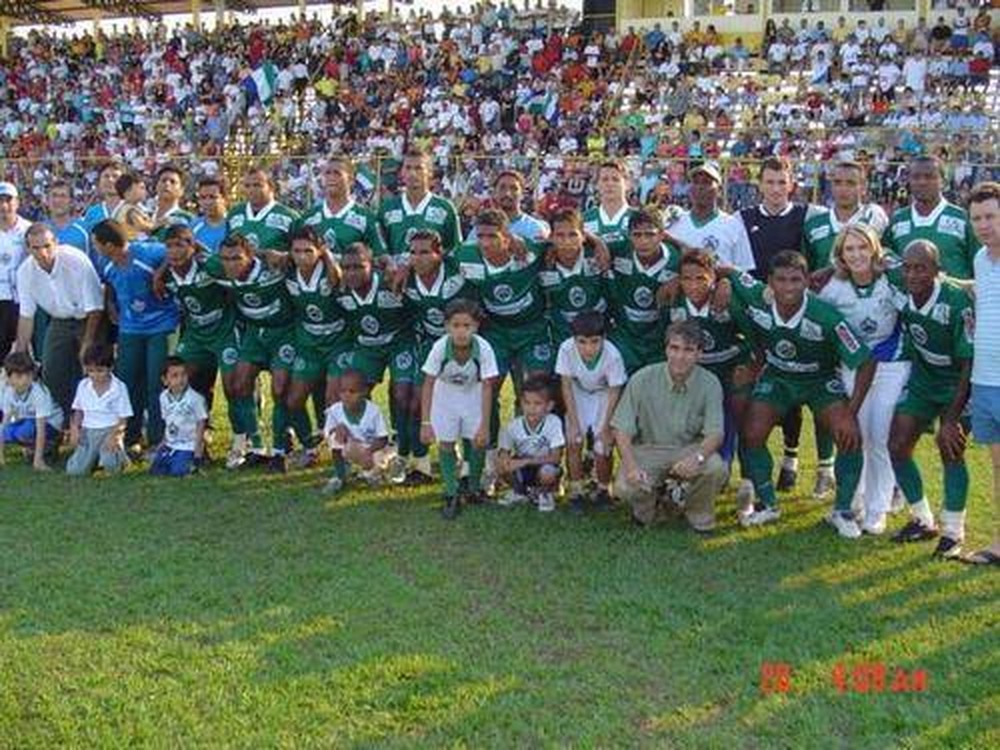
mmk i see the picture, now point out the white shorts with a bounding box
[570,386,610,455]
[430,382,484,443]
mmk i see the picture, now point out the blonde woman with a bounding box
[818,224,910,534]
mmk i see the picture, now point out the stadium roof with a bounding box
[0,0,347,26]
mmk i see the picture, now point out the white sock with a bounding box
[413,454,433,475]
[941,510,966,540]
[782,456,799,471]
[911,498,935,528]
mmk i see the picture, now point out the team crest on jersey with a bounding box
[834,322,861,353]
[825,378,846,395]
[938,215,966,239]
[222,347,239,366]
[568,286,587,308]
[306,304,324,322]
[184,296,202,314]
[360,314,380,335]
[426,206,447,225]
[278,344,296,364]
[931,303,951,325]
[229,215,245,229]
[775,339,797,359]
[860,317,878,336]
[131,299,146,312]
[319,279,332,295]
[494,284,515,303]
[244,293,261,307]
[800,319,823,342]
[395,351,414,369]
[909,323,928,345]
[701,330,716,351]
[633,287,654,308]
[703,235,720,253]
[427,307,445,327]
[533,344,551,362]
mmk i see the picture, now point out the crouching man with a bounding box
[612,319,727,532]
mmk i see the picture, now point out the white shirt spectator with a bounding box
[16,244,103,320]
[0,380,64,430]
[903,55,928,93]
[669,210,756,271]
[72,375,133,430]
[0,216,31,302]
[160,386,208,451]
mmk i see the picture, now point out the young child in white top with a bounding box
[66,343,133,476]
[0,351,64,471]
[151,357,208,477]
[555,311,627,512]
[419,299,499,519]
[322,369,390,495]
[497,376,565,512]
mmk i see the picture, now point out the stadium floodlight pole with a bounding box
[191,0,201,30]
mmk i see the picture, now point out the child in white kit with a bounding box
[419,299,499,519]
[555,311,627,512]
[66,343,133,476]
[322,369,392,494]
[0,352,64,471]
[151,357,208,477]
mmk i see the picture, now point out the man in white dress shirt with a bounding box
[14,224,104,419]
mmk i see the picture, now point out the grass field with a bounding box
[0,402,997,748]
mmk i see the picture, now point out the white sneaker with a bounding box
[322,476,344,495]
[537,492,556,513]
[828,510,862,539]
[862,512,887,535]
[225,435,248,470]
[387,454,408,484]
[742,506,781,527]
[497,490,528,507]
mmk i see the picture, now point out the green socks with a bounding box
[833,450,863,512]
[893,457,924,506]
[943,460,969,512]
[440,445,459,498]
[745,446,777,508]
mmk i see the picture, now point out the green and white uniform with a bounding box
[226,200,300,253]
[298,199,386,258]
[666,293,753,393]
[583,204,637,253]
[422,334,500,443]
[216,258,297,372]
[605,241,681,374]
[895,278,974,420]
[882,199,978,279]
[731,273,870,413]
[166,254,239,373]
[377,192,462,259]
[286,262,353,383]
[404,258,477,373]
[802,203,889,270]
[454,240,553,377]
[540,248,608,345]
[337,271,418,384]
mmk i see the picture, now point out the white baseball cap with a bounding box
[0,182,18,198]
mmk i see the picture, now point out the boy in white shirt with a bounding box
[151,356,208,476]
[322,369,392,495]
[419,299,499,519]
[0,351,64,471]
[66,343,133,476]
[497,376,565,512]
[555,311,627,513]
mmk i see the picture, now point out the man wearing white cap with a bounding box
[668,163,755,271]
[0,182,32,362]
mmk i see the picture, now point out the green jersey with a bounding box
[285,262,350,349]
[605,241,681,343]
[212,257,295,328]
[453,241,546,329]
[899,278,974,387]
[298,199,386,257]
[377,192,462,257]
[539,248,608,343]
[583,204,637,254]
[731,273,870,379]
[337,271,414,349]
[164,254,234,342]
[404,258,477,342]
[150,207,197,242]
[226,200,300,253]
[666,293,752,376]
[802,203,889,270]
[882,200,978,279]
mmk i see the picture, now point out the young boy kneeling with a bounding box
[66,343,133,476]
[419,299,498,519]
[0,352,63,471]
[151,357,208,476]
[497,377,565,512]
[322,370,392,494]
[555,311,627,513]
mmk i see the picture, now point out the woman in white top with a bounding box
[819,224,910,534]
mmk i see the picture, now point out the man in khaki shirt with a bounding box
[612,320,727,531]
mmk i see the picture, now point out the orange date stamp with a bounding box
[760,661,929,695]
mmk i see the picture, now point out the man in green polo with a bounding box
[612,319,728,532]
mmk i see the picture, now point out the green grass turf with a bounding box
[0,394,997,747]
